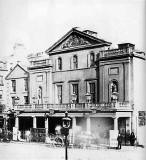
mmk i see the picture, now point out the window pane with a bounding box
[89,83,95,103]
[12,80,16,92]
[72,84,79,102]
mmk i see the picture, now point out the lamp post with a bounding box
[62,111,71,160]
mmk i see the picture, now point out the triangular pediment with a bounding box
[46,28,111,54]
[6,64,28,80]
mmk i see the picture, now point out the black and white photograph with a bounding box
[0,0,146,160]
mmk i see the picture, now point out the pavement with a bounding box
[0,141,145,160]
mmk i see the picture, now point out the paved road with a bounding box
[0,142,145,160]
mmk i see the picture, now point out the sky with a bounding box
[0,0,145,60]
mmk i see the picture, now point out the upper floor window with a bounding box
[0,76,3,86]
[36,75,43,82]
[0,90,2,99]
[58,57,62,70]
[71,83,79,103]
[73,55,78,69]
[90,52,95,67]
[89,82,96,103]
[24,96,29,104]
[12,80,16,92]
[24,79,28,91]
[57,85,62,104]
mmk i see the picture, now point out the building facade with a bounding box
[5,28,146,145]
[0,60,8,128]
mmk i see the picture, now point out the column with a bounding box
[15,116,19,129]
[128,117,132,133]
[33,116,37,128]
[45,118,49,135]
[113,117,118,130]
[86,117,91,133]
[72,117,76,143]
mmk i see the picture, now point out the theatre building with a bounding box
[5,28,146,145]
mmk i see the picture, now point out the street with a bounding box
[0,142,145,160]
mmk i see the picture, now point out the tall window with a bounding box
[58,57,62,70]
[89,82,95,103]
[24,96,29,104]
[0,76,3,86]
[90,52,95,66]
[24,79,28,91]
[0,90,2,99]
[57,85,62,104]
[12,97,15,106]
[12,80,16,92]
[72,83,79,103]
[73,55,78,69]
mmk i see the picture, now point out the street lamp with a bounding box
[62,111,71,160]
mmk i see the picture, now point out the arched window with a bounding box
[58,57,62,70]
[73,55,78,69]
[110,80,119,102]
[90,52,95,66]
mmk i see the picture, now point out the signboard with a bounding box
[13,127,18,141]
[109,130,118,148]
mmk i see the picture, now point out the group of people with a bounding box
[117,132,136,149]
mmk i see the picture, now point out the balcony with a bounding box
[14,101,132,113]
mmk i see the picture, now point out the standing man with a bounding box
[117,133,122,149]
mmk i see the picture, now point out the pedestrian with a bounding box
[130,132,136,146]
[117,133,122,149]
[26,130,31,142]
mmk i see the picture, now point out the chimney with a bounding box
[83,30,97,37]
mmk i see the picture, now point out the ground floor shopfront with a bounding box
[11,110,132,145]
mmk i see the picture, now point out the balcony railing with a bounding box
[100,49,126,58]
[14,101,131,112]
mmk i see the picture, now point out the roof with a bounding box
[5,63,29,80]
[45,28,111,54]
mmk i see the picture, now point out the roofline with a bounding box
[5,64,29,80]
[48,43,111,55]
[45,28,111,53]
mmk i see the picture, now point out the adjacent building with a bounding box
[0,60,8,128]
